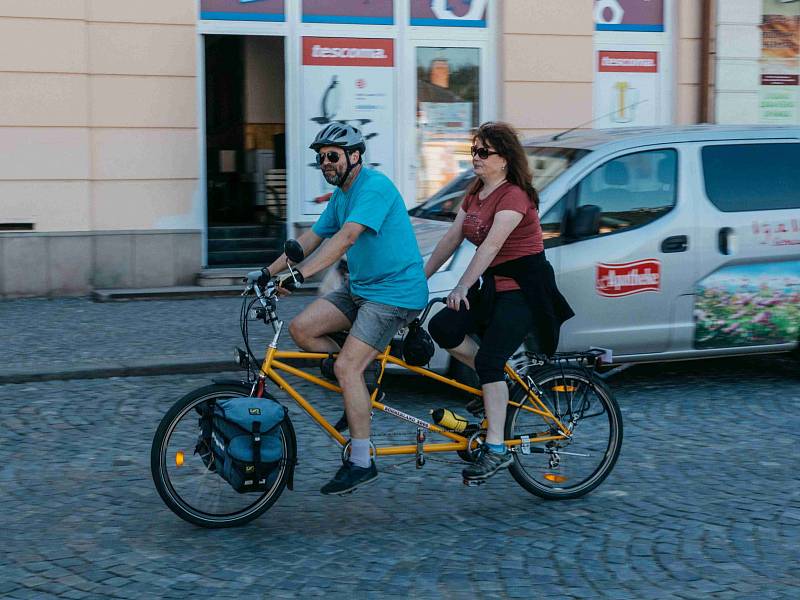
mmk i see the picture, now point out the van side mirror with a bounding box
[284,239,305,264]
[566,205,601,239]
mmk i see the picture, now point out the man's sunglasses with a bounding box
[470,146,499,160]
[316,151,342,165]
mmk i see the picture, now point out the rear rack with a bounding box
[513,348,605,369]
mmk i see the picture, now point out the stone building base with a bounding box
[0,230,201,298]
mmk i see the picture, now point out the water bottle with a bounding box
[431,408,469,433]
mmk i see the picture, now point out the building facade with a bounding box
[0,0,761,297]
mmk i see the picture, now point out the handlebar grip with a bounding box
[278,275,297,291]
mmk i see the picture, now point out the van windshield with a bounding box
[409,146,589,222]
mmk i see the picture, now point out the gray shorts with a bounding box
[322,285,420,352]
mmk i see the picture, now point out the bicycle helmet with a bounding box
[310,122,366,155]
[310,123,366,187]
[402,321,435,367]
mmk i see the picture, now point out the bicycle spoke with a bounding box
[506,367,622,499]
[152,386,291,527]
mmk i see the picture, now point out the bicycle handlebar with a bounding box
[416,297,447,324]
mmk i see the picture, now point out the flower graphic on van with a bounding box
[694,261,800,349]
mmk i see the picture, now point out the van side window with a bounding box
[541,197,566,249]
[575,149,678,238]
[701,143,800,211]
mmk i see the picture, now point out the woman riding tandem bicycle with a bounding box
[424,121,575,482]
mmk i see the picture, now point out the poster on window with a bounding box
[301,37,395,216]
[200,0,284,22]
[759,0,800,123]
[594,50,659,127]
[594,0,664,32]
[302,0,394,25]
[410,0,488,27]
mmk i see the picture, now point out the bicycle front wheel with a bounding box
[505,366,622,500]
[151,384,295,528]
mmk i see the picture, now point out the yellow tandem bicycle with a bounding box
[151,247,623,528]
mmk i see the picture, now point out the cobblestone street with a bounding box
[2,344,799,598]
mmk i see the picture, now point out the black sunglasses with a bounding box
[316,151,342,165]
[470,146,499,160]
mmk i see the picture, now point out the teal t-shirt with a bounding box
[312,168,428,310]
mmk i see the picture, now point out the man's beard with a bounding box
[322,167,341,185]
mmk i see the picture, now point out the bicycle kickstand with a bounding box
[415,428,426,468]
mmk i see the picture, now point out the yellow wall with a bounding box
[499,0,595,137]
[0,0,199,233]
[676,0,705,124]
[500,0,704,134]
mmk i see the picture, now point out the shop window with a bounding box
[702,143,800,212]
[416,47,480,202]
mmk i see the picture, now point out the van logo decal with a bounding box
[596,259,661,297]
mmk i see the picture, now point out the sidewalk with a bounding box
[0,294,312,384]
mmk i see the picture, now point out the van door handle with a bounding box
[661,235,688,253]
[718,227,734,255]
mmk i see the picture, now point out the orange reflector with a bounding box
[175,451,185,467]
[551,385,576,392]
[544,473,568,483]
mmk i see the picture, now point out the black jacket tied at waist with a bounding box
[467,252,575,357]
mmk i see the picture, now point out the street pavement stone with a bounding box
[1,295,799,598]
[0,295,309,376]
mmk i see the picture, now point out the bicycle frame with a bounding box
[254,325,572,458]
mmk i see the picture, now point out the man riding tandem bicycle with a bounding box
[150,123,623,528]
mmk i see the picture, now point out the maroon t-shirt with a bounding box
[461,182,544,292]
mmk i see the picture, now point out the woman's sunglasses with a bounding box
[470,146,499,160]
[316,151,342,165]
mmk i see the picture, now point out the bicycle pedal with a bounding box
[463,478,486,487]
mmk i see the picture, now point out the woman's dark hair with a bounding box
[467,121,538,209]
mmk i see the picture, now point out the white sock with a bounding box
[350,438,371,468]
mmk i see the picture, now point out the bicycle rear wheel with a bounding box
[151,384,295,528]
[505,366,622,500]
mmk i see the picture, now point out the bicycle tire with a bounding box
[151,383,295,528]
[505,366,622,500]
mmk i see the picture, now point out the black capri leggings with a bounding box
[428,290,534,385]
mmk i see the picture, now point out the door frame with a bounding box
[197,1,500,265]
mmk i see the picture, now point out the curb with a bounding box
[0,359,241,384]
[92,284,320,302]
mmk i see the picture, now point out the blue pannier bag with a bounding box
[196,396,287,493]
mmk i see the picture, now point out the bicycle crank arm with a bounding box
[548,450,590,458]
[511,446,590,458]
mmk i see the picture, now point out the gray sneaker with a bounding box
[462,447,513,481]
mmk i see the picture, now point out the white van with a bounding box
[410,125,800,370]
